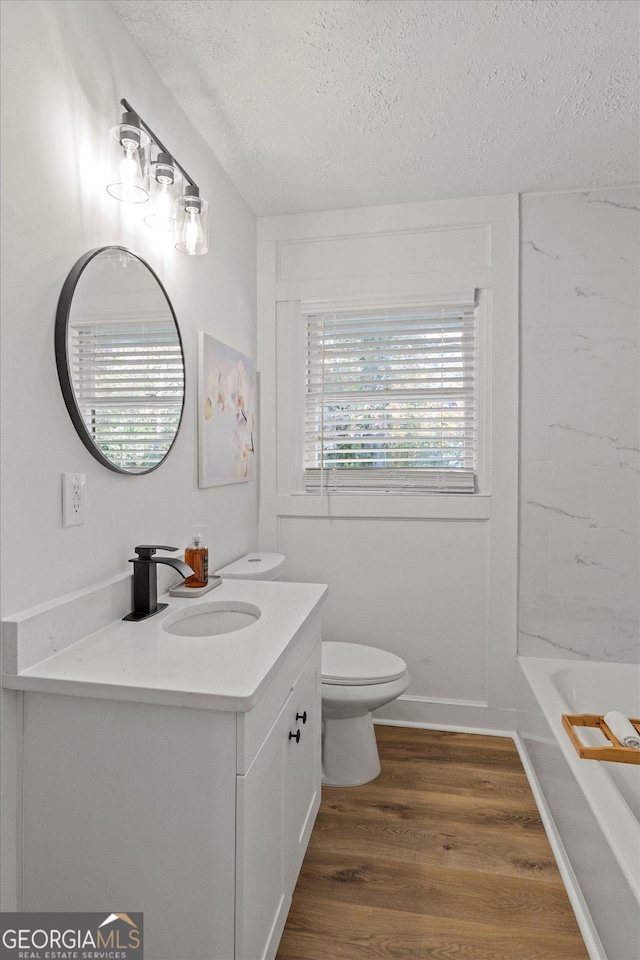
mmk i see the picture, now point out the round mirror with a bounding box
[55,247,185,474]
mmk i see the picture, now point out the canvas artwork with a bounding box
[198,333,256,487]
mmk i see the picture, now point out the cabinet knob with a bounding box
[289,730,301,743]
[296,711,307,725]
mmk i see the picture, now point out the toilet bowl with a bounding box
[214,554,410,787]
[321,641,410,786]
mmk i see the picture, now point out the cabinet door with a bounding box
[236,690,292,960]
[286,645,322,888]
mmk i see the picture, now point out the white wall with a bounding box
[257,195,519,732]
[0,0,257,908]
[519,187,639,662]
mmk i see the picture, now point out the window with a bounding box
[303,299,478,493]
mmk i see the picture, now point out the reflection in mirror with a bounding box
[56,247,185,474]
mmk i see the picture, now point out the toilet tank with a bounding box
[214,552,285,581]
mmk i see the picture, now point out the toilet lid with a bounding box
[214,553,285,580]
[322,641,407,685]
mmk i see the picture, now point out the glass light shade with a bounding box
[144,154,182,231]
[176,190,209,256]
[106,116,151,203]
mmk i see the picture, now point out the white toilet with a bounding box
[214,553,411,787]
[321,641,410,786]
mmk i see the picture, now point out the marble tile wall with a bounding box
[519,187,639,661]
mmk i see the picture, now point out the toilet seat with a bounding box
[322,641,407,686]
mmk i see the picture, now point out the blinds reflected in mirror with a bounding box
[69,317,184,473]
[304,299,478,494]
[56,247,185,475]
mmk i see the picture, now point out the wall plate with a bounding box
[62,472,86,526]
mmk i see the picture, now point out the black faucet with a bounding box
[123,545,194,622]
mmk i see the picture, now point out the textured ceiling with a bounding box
[109,0,639,216]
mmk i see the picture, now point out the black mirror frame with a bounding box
[55,246,186,475]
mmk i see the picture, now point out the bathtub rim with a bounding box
[519,656,639,905]
[513,728,607,960]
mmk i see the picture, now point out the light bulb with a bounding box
[176,189,209,255]
[144,154,181,231]
[183,205,203,255]
[119,141,139,200]
[176,190,209,257]
[155,182,172,219]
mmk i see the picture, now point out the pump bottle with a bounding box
[184,525,208,588]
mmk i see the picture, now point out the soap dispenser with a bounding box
[184,525,208,588]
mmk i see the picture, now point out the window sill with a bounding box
[273,493,491,521]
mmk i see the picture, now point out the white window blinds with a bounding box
[69,317,184,473]
[304,300,477,494]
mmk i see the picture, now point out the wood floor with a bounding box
[277,725,589,960]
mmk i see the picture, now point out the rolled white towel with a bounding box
[603,711,640,749]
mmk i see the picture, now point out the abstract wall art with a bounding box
[198,332,256,487]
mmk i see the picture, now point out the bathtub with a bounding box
[518,657,640,960]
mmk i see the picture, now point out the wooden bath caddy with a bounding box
[562,714,640,765]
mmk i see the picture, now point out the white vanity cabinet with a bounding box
[285,653,322,883]
[20,615,322,960]
[235,640,321,960]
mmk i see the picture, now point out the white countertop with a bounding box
[2,580,327,712]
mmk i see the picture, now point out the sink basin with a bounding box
[162,600,261,637]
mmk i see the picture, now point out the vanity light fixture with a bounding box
[107,99,209,255]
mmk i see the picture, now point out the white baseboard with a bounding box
[373,717,515,738]
[374,695,516,733]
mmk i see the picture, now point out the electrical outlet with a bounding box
[62,472,86,526]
